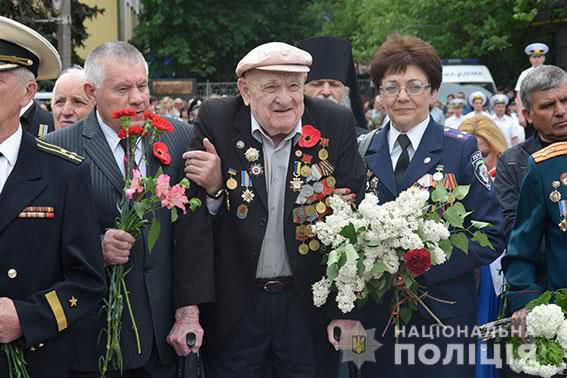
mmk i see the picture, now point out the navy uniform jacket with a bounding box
[45,111,195,371]
[174,96,366,378]
[20,100,54,139]
[0,131,105,377]
[504,141,567,311]
[362,119,505,378]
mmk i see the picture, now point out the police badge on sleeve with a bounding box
[471,151,491,190]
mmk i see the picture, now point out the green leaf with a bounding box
[399,306,413,324]
[133,201,147,220]
[431,184,448,203]
[327,263,339,281]
[339,223,357,244]
[554,289,567,313]
[450,232,469,254]
[525,291,552,310]
[471,220,492,229]
[472,230,494,250]
[443,203,466,228]
[171,207,178,223]
[147,218,161,253]
[439,238,453,257]
[372,262,386,275]
[453,185,470,200]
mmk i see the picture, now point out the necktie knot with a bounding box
[397,134,411,150]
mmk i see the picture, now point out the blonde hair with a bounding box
[459,115,507,154]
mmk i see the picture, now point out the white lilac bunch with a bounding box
[509,303,567,377]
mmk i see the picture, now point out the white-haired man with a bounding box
[170,42,367,378]
[45,41,196,378]
[51,67,94,129]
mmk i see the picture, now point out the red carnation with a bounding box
[117,128,126,139]
[128,125,147,137]
[298,124,321,148]
[112,108,138,119]
[403,248,432,277]
[153,142,171,165]
[144,110,158,121]
[152,117,174,133]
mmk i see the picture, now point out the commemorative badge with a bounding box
[550,181,562,203]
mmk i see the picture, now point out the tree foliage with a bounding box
[308,0,564,87]
[0,0,104,66]
[131,0,323,81]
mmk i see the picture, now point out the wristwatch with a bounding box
[207,188,225,199]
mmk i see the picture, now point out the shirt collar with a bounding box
[250,113,303,145]
[19,100,34,117]
[97,110,122,151]
[0,125,23,167]
[388,115,430,153]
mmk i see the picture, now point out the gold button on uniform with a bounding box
[8,269,17,279]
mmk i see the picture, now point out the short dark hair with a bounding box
[370,34,442,92]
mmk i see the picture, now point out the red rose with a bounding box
[112,108,138,119]
[153,142,171,165]
[152,117,174,133]
[298,124,321,148]
[403,248,432,277]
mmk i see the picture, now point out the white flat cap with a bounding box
[0,16,61,80]
[235,42,312,77]
[525,43,549,57]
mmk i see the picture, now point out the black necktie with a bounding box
[394,134,411,190]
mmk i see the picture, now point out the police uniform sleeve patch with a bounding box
[36,139,84,164]
[471,150,492,190]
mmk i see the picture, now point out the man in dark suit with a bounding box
[358,34,505,378]
[45,41,194,377]
[0,16,105,377]
[20,98,54,138]
[169,42,367,378]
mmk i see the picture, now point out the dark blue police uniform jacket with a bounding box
[361,119,505,378]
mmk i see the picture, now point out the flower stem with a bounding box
[121,276,141,354]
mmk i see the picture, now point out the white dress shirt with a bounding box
[0,126,23,194]
[97,111,146,177]
[388,116,430,168]
[444,114,464,130]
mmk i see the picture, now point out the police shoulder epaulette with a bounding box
[443,127,472,141]
[36,139,84,165]
[532,141,567,164]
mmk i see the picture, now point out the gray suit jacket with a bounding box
[45,110,195,371]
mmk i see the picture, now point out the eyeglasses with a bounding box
[380,80,431,97]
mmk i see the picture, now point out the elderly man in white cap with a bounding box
[515,42,549,128]
[169,42,366,378]
[490,93,524,147]
[0,16,105,377]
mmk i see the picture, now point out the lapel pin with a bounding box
[245,147,259,162]
[424,157,431,164]
[236,140,245,149]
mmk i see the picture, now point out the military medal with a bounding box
[226,168,238,190]
[550,181,562,203]
[245,147,260,162]
[444,173,457,190]
[250,163,264,176]
[295,149,303,158]
[241,170,254,203]
[290,161,304,192]
[308,164,323,182]
[298,243,310,255]
[319,160,335,176]
[433,166,444,182]
[561,173,567,187]
[559,200,567,232]
[313,181,324,193]
[315,201,327,214]
[326,176,336,188]
[236,204,249,219]
[308,239,320,251]
[301,165,312,178]
[318,138,329,161]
